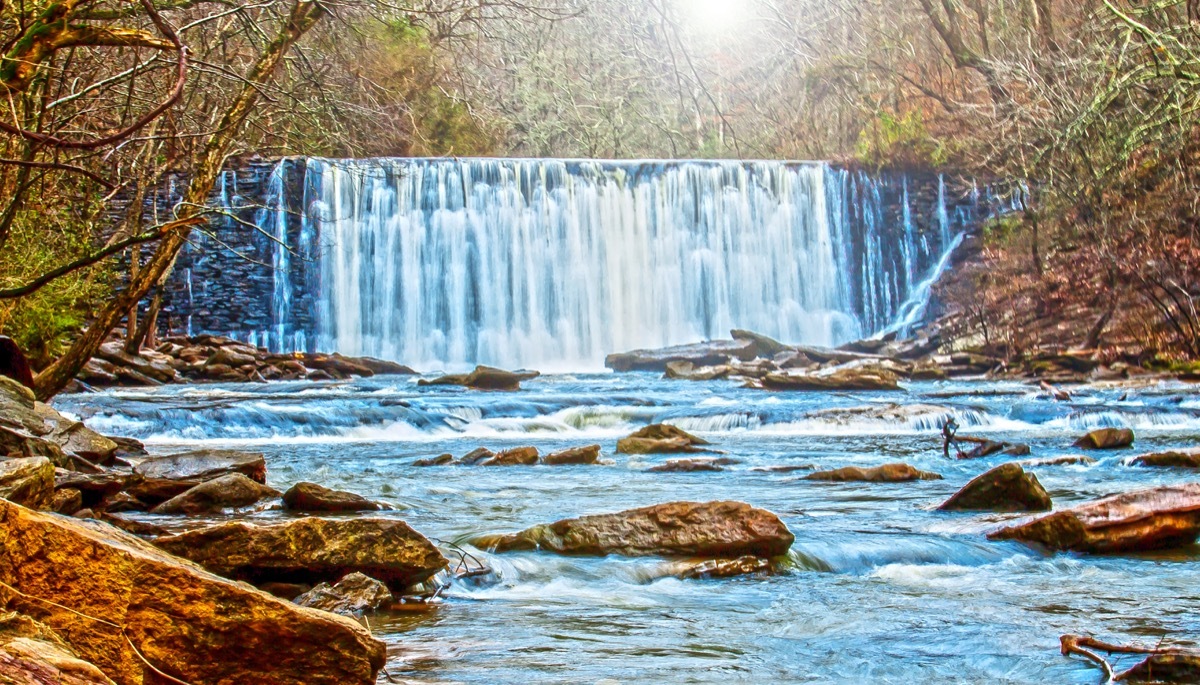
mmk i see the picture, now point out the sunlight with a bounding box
[678,0,746,34]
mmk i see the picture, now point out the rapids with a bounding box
[55,374,1200,683]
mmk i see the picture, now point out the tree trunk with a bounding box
[33,1,328,401]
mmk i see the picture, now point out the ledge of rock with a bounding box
[0,611,114,685]
[293,573,393,617]
[543,445,601,465]
[1129,448,1200,469]
[759,364,902,392]
[129,449,267,505]
[617,424,712,455]
[0,499,385,685]
[663,361,732,381]
[282,482,381,512]
[473,500,794,558]
[804,463,942,482]
[938,463,1052,512]
[988,483,1200,553]
[0,457,54,509]
[1073,427,1135,450]
[417,366,539,391]
[605,339,757,372]
[155,517,448,591]
[150,473,281,515]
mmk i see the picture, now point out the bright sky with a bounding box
[678,0,748,34]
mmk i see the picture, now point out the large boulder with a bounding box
[133,449,267,483]
[0,498,385,685]
[605,340,757,373]
[988,483,1200,553]
[479,446,539,466]
[293,573,393,617]
[95,341,177,383]
[473,500,794,558]
[937,463,1052,512]
[282,482,380,512]
[760,364,902,391]
[1073,427,1135,449]
[543,445,601,465]
[155,517,448,591]
[804,463,942,482]
[1130,448,1200,469]
[0,457,54,509]
[616,424,711,455]
[730,329,793,357]
[151,473,281,515]
[0,611,114,685]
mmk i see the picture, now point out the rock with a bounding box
[151,473,281,515]
[543,445,602,465]
[616,437,712,455]
[1073,427,1135,449]
[748,464,816,473]
[1015,455,1097,467]
[938,463,1052,512]
[258,582,312,601]
[458,447,495,465]
[352,358,417,375]
[0,336,34,389]
[1129,448,1200,468]
[625,423,710,444]
[99,491,146,513]
[480,446,539,466]
[282,482,380,512]
[988,483,1200,553]
[78,358,119,385]
[675,555,771,580]
[49,488,83,515]
[0,611,114,685]
[730,329,793,357]
[605,339,757,372]
[0,457,54,509]
[663,360,732,381]
[155,517,448,590]
[32,405,117,464]
[418,365,539,391]
[474,500,794,558]
[294,573,393,616]
[647,458,725,472]
[412,453,454,467]
[95,341,177,383]
[53,470,133,509]
[97,512,168,537]
[760,364,902,391]
[1120,653,1200,683]
[804,463,942,482]
[0,498,386,684]
[134,448,267,483]
[206,346,257,368]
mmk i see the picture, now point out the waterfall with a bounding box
[184,157,984,370]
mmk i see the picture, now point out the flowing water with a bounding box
[56,375,1200,684]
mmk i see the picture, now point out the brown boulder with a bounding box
[155,517,448,590]
[293,573,393,617]
[647,458,725,473]
[937,463,1052,512]
[988,483,1200,553]
[0,498,385,685]
[616,437,711,455]
[675,555,772,580]
[151,473,281,515]
[474,500,794,558]
[625,423,710,445]
[134,449,267,483]
[760,364,902,391]
[480,446,539,466]
[543,445,601,465]
[1073,427,1135,449]
[804,463,942,482]
[282,482,380,512]
[417,366,539,391]
[730,329,793,357]
[412,453,454,467]
[457,447,495,465]
[663,361,732,381]
[53,470,133,510]
[1130,448,1200,469]
[49,488,83,515]
[0,457,54,509]
[605,340,757,373]
[0,611,113,685]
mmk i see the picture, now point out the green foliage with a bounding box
[854,111,948,170]
[980,215,1023,247]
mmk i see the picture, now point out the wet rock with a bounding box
[805,403,953,426]
[258,582,312,601]
[938,463,1052,512]
[100,491,147,513]
[748,464,816,473]
[0,611,113,685]
[647,458,726,472]
[730,329,793,357]
[283,482,381,512]
[352,358,417,375]
[988,483,1200,553]
[1073,427,1135,449]
[206,346,257,368]
[155,517,448,590]
[97,512,168,537]
[480,446,539,466]
[475,500,794,558]
[0,498,386,685]
[616,437,712,455]
[134,448,267,483]
[543,445,601,465]
[151,473,281,515]
[1015,455,1097,467]
[624,424,710,445]
[675,555,771,580]
[728,358,778,379]
[294,573,394,616]
[95,341,177,383]
[412,453,454,467]
[663,360,732,381]
[458,447,495,465]
[1120,653,1200,683]
[0,336,34,389]
[605,339,757,372]
[1129,448,1200,469]
[804,463,942,482]
[418,365,539,391]
[53,469,132,509]
[760,364,902,391]
[0,457,54,509]
[49,488,83,515]
[954,438,1014,459]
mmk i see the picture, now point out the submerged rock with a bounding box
[458,447,495,465]
[294,572,394,617]
[804,463,942,482]
[938,463,1052,512]
[647,458,726,472]
[412,453,454,467]
[1073,427,1135,450]
[283,482,381,512]
[418,365,539,391]
[988,483,1200,553]
[474,500,794,558]
[480,446,539,466]
[0,457,54,509]
[0,498,386,685]
[155,517,448,590]
[760,364,901,391]
[543,445,602,465]
[1015,455,1097,467]
[675,555,772,580]
[1129,448,1200,469]
[151,473,281,515]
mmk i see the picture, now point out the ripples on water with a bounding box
[55,375,1200,684]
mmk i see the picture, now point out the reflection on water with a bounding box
[56,375,1200,684]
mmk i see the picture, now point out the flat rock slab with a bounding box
[1130,448,1200,469]
[155,516,447,590]
[151,473,281,515]
[294,573,393,617]
[0,499,385,685]
[474,500,794,558]
[605,340,756,373]
[1073,427,1135,449]
[282,482,380,512]
[804,463,942,482]
[133,449,267,483]
[938,463,1052,512]
[0,457,54,510]
[543,445,601,465]
[988,483,1200,553]
[760,365,901,391]
[647,458,725,473]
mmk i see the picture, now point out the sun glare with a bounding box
[680,0,746,34]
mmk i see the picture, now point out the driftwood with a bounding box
[1060,634,1200,683]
